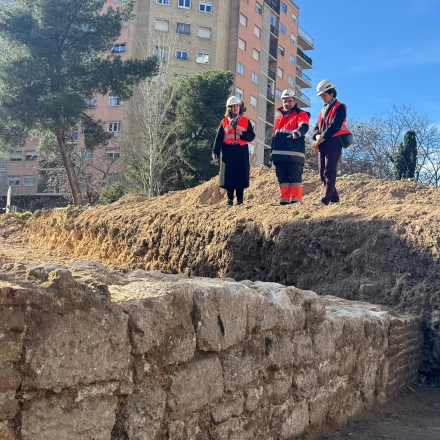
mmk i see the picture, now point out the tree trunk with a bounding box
[56,129,83,205]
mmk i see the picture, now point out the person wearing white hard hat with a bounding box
[212,96,255,206]
[271,89,310,204]
[312,80,352,205]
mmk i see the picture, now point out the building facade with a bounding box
[2,0,313,204]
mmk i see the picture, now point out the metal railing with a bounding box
[296,69,312,87]
[268,70,276,81]
[297,48,313,66]
[269,24,279,37]
[295,90,311,106]
[298,27,314,47]
[266,91,275,102]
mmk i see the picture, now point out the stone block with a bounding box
[211,418,255,440]
[118,388,167,440]
[313,320,336,361]
[211,394,245,424]
[0,392,18,421]
[292,369,317,401]
[193,280,277,352]
[265,371,292,405]
[0,367,20,394]
[221,340,267,392]
[167,414,203,440]
[244,386,263,412]
[309,392,328,426]
[121,282,196,365]
[0,421,15,440]
[168,355,223,418]
[292,334,314,367]
[273,399,309,439]
[22,304,130,391]
[21,393,118,440]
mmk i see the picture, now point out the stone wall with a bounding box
[0,262,422,440]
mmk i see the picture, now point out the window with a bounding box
[254,25,261,38]
[112,43,126,53]
[278,45,285,57]
[277,67,283,78]
[236,87,244,100]
[239,38,246,51]
[108,122,121,135]
[8,176,20,186]
[255,2,262,14]
[105,147,121,158]
[289,75,295,87]
[178,0,191,8]
[176,50,189,60]
[153,46,169,61]
[281,2,287,13]
[25,150,37,161]
[240,13,247,27]
[156,0,170,4]
[10,152,22,162]
[85,97,97,108]
[251,72,259,84]
[292,13,297,23]
[290,33,296,44]
[177,23,190,35]
[109,97,123,106]
[80,149,93,160]
[155,19,169,32]
[23,176,36,187]
[279,23,286,35]
[290,54,296,65]
[198,26,211,38]
[237,62,245,75]
[276,88,282,99]
[250,96,257,107]
[196,52,210,64]
[199,1,212,12]
[252,49,260,61]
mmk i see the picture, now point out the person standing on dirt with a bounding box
[271,89,310,205]
[212,96,255,206]
[312,80,352,205]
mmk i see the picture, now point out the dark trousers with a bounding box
[318,137,342,204]
[226,187,244,202]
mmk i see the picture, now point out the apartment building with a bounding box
[2,0,313,205]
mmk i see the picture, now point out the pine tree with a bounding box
[0,0,157,204]
[393,130,418,180]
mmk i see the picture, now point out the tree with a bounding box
[173,70,235,186]
[392,130,418,180]
[121,31,184,197]
[0,0,157,204]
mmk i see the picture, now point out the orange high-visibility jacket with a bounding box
[318,101,351,138]
[271,107,310,163]
[221,116,249,146]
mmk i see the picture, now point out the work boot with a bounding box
[236,200,243,205]
[279,201,289,205]
[226,199,233,206]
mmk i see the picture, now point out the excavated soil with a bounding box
[8,167,440,379]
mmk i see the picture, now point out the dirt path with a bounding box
[319,385,440,440]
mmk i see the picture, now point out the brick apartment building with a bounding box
[2,0,313,208]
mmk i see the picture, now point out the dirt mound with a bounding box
[23,168,440,378]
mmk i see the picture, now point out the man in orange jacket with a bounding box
[271,89,310,204]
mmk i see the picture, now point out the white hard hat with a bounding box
[316,80,336,96]
[226,96,242,106]
[281,89,296,99]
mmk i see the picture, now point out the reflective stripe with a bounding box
[275,129,295,134]
[286,183,303,187]
[272,150,305,158]
[290,185,303,201]
[222,116,249,146]
[224,134,236,140]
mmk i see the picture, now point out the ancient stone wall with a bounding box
[0,262,422,440]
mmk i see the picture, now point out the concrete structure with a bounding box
[2,0,313,203]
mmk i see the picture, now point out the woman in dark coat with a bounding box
[212,96,255,206]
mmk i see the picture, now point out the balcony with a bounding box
[267,91,275,103]
[295,89,311,108]
[297,48,312,69]
[269,35,278,59]
[296,69,312,89]
[298,27,314,50]
[268,69,276,81]
[264,0,280,13]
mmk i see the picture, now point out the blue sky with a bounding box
[297,0,440,124]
